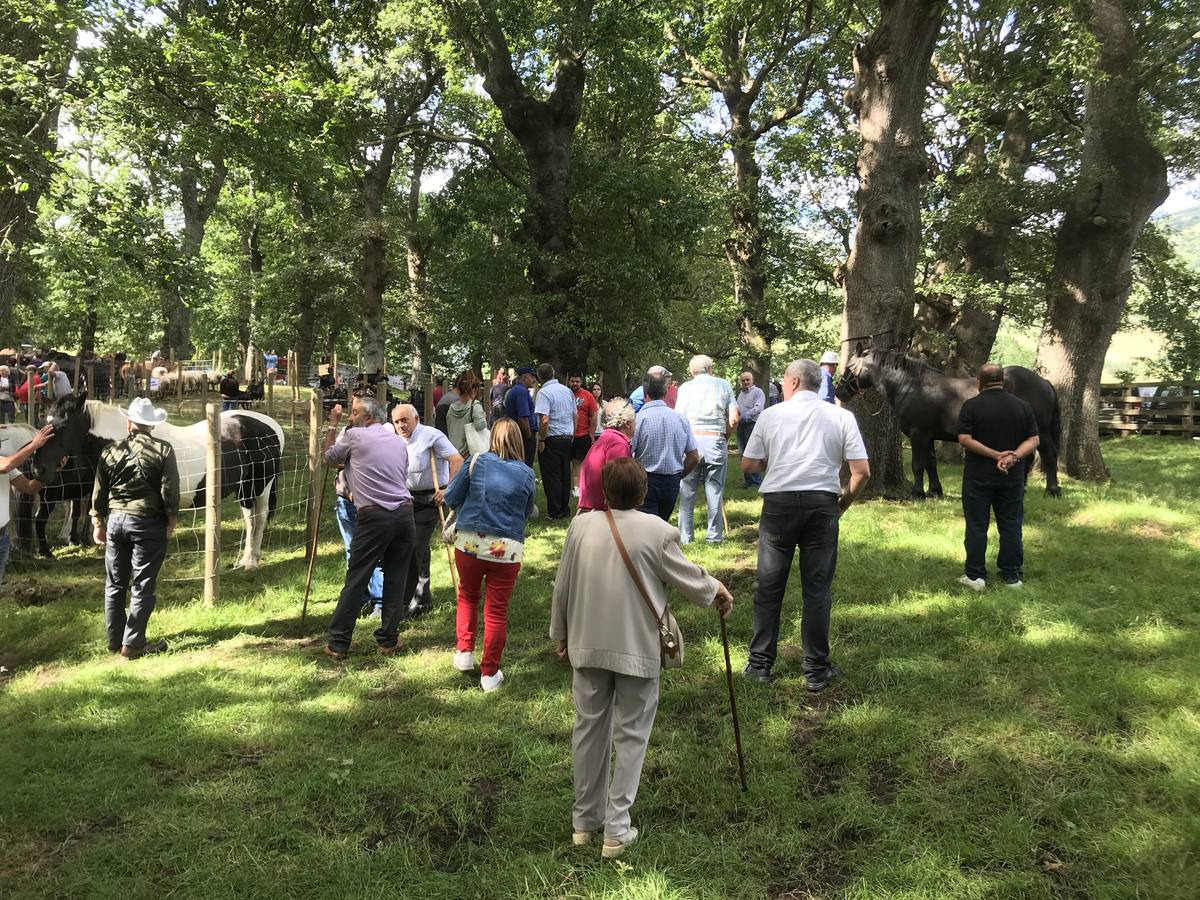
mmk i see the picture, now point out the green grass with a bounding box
[2,437,1199,899]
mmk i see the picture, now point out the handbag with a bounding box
[441,455,481,544]
[604,509,683,669]
[464,400,491,456]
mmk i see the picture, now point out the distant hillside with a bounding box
[1161,204,1200,268]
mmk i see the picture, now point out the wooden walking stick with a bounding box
[429,448,459,592]
[719,611,749,791]
[300,465,332,630]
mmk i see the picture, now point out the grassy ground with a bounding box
[1,437,1198,899]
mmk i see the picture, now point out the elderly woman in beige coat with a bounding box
[550,457,733,858]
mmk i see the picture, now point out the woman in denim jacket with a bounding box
[443,418,536,691]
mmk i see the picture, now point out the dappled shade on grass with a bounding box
[1,437,1198,898]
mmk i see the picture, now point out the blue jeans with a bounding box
[736,420,761,487]
[962,476,1025,583]
[679,434,727,543]
[104,513,167,651]
[0,527,10,587]
[334,496,383,606]
[640,472,683,521]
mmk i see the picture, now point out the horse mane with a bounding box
[870,349,944,382]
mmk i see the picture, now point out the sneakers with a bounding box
[572,830,594,846]
[805,664,843,693]
[957,575,986,592]
[572,486,580,498]
[480,670,505,692]
[452,650,476,672]
[602,827,639,859]
[742,664,773,683]
[1004,580,1024,589]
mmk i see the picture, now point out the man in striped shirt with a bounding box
[674,355,738,544]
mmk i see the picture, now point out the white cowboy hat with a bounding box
[820,351,840,365]
[120,397,169,427]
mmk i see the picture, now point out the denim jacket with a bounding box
[444,452,535,542]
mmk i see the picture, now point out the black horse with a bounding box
[15,435,107,556]
[836,348,1062,498]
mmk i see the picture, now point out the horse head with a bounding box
[835,343,879,401]
[32,392,91,484]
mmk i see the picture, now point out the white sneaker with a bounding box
[601,826,639,859]
[572,486,580,497]
[480,670,504,692]
[957,575,986,592]
[1004,580,1024,589]
[572,830,594,846]
[452,650,475,672]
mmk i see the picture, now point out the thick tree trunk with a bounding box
[241,218,263,381]
[404,145,432,387]
[1035,0,1168,481]
[360,179,388,375]
[841,0,944,495]
[445,1,593,371]
[292,185,320,374]
[80,284,98,356]
[163,156,226,358]
[727,121,773,388]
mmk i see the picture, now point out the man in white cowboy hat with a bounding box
[90,397,180,659]
[818,351,839,404]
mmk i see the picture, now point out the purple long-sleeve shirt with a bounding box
[324,423,412,509]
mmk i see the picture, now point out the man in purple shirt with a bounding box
[321,396,415,660]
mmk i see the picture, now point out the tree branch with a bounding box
[664,20,724,91]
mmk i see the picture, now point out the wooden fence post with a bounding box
[306,389,323,562]
[86,361,95,399]
[108,358,116,404]
[176,360,184,408]
[25,365,37,425]
[73,353,83,391]
[423,369,435,425]
[217,347,223,373]
[204,402,222,606]
[267,370,276,418]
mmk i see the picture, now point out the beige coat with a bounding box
[550,508,720,678]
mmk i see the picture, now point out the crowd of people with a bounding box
[0,343,1046,858]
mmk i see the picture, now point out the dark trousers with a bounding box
[748,491,840,675]
[736,420,761,487]
[522,432,537,468]
[404,492,440,611]
[327,504,415,652]
[539,435,573,517]
[0,400,14,423]
[639,471,682,521]
[962,476,1025,583]
[104,512,167,651]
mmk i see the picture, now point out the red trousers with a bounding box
[454,550,521,676]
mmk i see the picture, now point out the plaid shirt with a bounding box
[675,374,736,431]
[632,401,697,474]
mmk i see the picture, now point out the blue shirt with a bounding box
[632,401,697,475]
[629,385,645,412]
[819,369,835,403]
[505,382,536,432]
[675,374,735,431]
[534,379,576,437]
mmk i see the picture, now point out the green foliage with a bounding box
[1130,223,1200,380]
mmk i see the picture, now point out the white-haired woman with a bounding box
[576,398,635,513]
[0,366,14,423]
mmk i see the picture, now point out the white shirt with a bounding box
[533,379,577,437]
[403,424,459,491]
[1,470,15,530]
[743,391,868,494]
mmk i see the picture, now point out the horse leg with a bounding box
[237,503,256,569]
[36,500,54,557]
[926,444,945,499]
[58,500,74,544]
[247,478,275,568]
[909,433,928,499]
[1039,436,1062,497]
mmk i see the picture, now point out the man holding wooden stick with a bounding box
[392,404,463,617]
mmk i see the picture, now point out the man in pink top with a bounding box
[577,399,636,513]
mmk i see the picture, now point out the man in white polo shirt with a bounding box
[740,358,870,692]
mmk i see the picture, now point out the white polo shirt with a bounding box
[1,470,15,530]
[743,391,867,494]
[403,423,459,492]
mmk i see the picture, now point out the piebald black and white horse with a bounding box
[836,348,1062,498]
[29,395,285,568]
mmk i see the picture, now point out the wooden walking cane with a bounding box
[300,465,332,630]
[429,448,459,592]
[719,612,749,791]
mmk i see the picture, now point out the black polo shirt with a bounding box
[957,387,1038,483]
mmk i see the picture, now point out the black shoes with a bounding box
[805,664,842,693]
[120,640,168,660]
[742,664,773,683]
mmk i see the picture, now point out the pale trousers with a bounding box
[571,666,660,839]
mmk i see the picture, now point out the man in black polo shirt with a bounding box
[956,363,1040,590]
